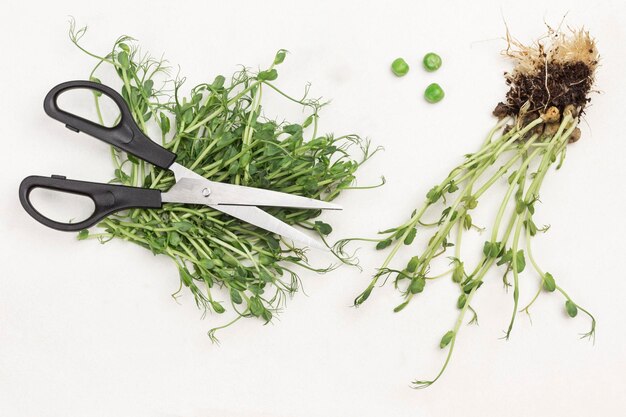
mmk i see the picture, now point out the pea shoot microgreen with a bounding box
[68,19,381,340]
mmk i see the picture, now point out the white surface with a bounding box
[1,1,625,416]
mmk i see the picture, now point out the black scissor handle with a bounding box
[19,175,163,232]
[43,80,176,170]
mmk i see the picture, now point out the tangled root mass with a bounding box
[494,28,598,118]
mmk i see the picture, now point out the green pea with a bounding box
[391,58,410,77]
[423,52,442,72]
[424,83,445,103]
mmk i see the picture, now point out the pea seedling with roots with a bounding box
[338,28,598,388]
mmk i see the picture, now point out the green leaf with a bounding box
[543,272,556,292]
[406,256,420,273]
[565,300,578,317]
[440,330,454,348]
[202,274,214,288]
[463,214,472,230]
[355,285,374,305]
[182,108,194,124]
[525,219,538,236]
[393,227,407,240]
[143,79,154,95]
[117,51,130,69]
[173,221,194,232]
[248,282,263,295]
[77,229,89,240]
[463,195,478,209]
[404,228,417,245]
[169,231,181,247]
[89,77,102,97]
[314,221,332,236]
[261,309,273,323]
[265,235,280,251]
[240,151,252,167]
[159,113,171,134]
[376,239,392,250]
[179,268,193,287]
[457,293,467,309]
[463,279,482,294]
[393,301,410,313]
[452,262,464,283]
[507,170,518,184]
[249,296,264,317]
[259,271,273,282]
[274,49,287,65]
[483,241,501,258]
[409,277,426,294]
[483,241,492,257]
[200,259,215,270]
[230,288,243,304]
[426,186,441,204]
[114,168,130,182]
[212,75,225,89]
[210,301,225,314]
[227,161,240,175]
[258,69,278,81]
[513,250,526,273]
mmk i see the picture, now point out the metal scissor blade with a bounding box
[168,163,341,210]
[204,180,342,210]
[210,204,326,250]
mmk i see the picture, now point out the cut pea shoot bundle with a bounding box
[69,22,379,339]
[342,29,598,387]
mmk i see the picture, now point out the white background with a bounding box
[1,1,625,416]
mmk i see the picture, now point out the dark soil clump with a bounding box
[494,61,594,118]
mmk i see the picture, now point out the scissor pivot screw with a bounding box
[202,188,211,197]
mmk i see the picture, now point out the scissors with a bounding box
[19,80,340,248]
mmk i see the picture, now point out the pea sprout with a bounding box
[337,27,598,388]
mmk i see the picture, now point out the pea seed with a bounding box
[424,83,445,103]
[391,58,410,77]
[423,52,442,72]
